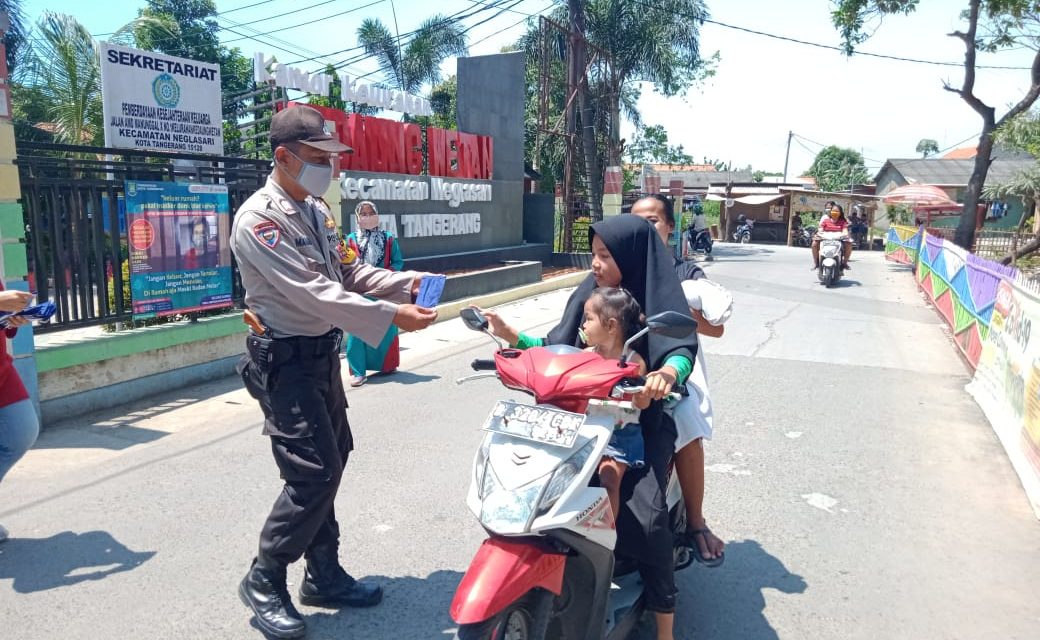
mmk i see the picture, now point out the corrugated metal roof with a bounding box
[652,169,754,188]
[876,157,1035,186]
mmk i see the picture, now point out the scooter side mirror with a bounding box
[646,310,698,338]
[460,307,489,332]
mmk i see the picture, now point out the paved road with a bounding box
[2,244,1038,639]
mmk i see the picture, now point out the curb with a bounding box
[435,270,590,322]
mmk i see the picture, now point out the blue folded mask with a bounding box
[0,300,57,328]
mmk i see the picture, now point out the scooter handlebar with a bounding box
[618,377,689,397]
[471,358,497,371]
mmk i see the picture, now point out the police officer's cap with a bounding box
[271,106,352,153]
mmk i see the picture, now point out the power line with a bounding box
[221,0,386,44]
[326,0,535,85]
[628,0,1032,71]
[308,0,524,74]
[222,0,342,30]
[467,0,544,17]
[217,13,363,73]
[276,0,499,68]
[92,0,285,37]
[218,0,280,17]
[467,3,551,48]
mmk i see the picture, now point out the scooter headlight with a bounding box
[537,437,598,515]
[480,473,541,533]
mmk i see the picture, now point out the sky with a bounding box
[18,0,1040,178]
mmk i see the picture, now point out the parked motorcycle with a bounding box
[817,231,846,287]
[450,308,698,640]
[794,225,815,248]
[733,218,754,244]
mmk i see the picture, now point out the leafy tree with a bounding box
[134,0,251,97]
[832,0,1040,250]
[0,0,28,73]
[427,75,457,130]
[626,124,694,165]
[983,111,1040,260]
[14,12,174,146]
[701,157,731,171]
[916,138,939,158]
[806,145,870,192]
[356,15,468,96]
[134,0,253,154]
[753,170,783,182]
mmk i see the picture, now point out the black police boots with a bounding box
[298,543,384,608]
[239,557,306,639]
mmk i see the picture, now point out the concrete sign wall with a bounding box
[340,52,528,261]
[341,170,516,258]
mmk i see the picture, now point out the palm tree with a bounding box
[14,12,175,146]
[0,0,29,73]
[584,0,712,166]
[356,15,468,96]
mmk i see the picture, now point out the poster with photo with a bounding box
[124,180,233,319]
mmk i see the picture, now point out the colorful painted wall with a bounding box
[885,225,1018,368]
[886,225,1040,518]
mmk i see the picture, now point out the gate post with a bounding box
[0,18,39,414]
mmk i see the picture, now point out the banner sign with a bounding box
[968,278,1040,518]
[125,181,233,319]
[101,43,224,155]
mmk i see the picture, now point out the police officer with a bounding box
[230,105,437,639]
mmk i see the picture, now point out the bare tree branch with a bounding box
[997,49,1040,128]
[947,0,995,121]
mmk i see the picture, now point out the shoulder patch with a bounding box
[253,221,282,249]
[338,239,357,265]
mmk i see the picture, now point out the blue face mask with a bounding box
[284,149,333,197]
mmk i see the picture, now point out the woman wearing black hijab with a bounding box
[482,214,697,639]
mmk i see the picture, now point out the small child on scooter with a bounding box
[579,287,651,521]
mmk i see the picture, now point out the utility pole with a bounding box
[783,130,793,182]
[568,0,601,222]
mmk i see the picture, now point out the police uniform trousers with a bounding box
[242,330,354,567]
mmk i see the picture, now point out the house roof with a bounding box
[939,145,1032,161]
[650,168,754,188]
[874,157,1035,187]
[644,163,718,172]
[942,147,977,159]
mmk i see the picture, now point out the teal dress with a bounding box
[345,229,404,376]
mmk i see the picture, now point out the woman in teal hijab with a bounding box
[344,201,405,386]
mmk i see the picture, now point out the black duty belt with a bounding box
[275,329,343,358]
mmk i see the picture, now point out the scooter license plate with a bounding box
[482,400,585,448]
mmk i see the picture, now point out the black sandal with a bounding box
[686,526,725,568]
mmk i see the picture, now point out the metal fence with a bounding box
[16,142,271,332]
[973,229,1037,262]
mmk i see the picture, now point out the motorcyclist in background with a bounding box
[812,205,853,270]
[683,200,709,258]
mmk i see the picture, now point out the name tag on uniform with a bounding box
[294,236,313,248]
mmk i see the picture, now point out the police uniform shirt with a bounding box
[230,177,416,346]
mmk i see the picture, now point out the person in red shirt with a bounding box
[0,283,40,543]
[812,205,853,270]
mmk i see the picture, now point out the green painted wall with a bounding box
[36,312,246,373]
